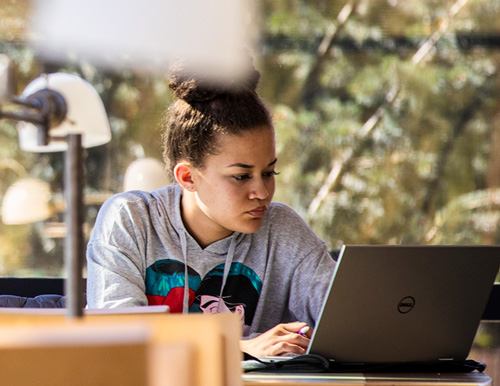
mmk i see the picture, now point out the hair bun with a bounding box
[168,59,261,103]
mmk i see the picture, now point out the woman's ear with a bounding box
[174,162,196,192]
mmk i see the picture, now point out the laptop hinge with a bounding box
[438,358,455,362]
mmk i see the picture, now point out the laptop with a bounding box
[307,245,500,366]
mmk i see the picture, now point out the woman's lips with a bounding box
[247,206,267,218]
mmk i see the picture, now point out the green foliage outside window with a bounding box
[1,0,500,276]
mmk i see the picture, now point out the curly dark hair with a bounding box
[161,59,273,172]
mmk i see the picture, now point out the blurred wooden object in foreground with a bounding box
[0,311,243,386]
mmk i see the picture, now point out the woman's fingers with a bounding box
[240,322,313,357]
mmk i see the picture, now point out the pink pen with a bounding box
[297,326,310,337]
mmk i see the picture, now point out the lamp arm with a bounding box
[0,89,67,146]
[0,109,47,126]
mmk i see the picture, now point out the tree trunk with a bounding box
[300,0,360,109]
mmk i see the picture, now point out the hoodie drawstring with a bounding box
[217,236,237,313]
[180,231,190,314]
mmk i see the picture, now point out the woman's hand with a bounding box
[240,321,312,358]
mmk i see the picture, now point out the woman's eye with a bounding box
[264,170,280,178]
[232,170,279,181]
[233,174,251,181]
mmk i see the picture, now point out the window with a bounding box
[1,0,500,277]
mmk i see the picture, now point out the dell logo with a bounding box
[398,296,415,314]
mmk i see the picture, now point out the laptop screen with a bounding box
[308,245,500,364]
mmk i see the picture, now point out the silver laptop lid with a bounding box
[308,245,500,364]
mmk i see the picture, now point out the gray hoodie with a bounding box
[86,184,336,336]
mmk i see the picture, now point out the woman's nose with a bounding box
[249,177,269,200]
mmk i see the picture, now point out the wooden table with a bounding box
[243,372,492,386]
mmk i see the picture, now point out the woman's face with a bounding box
[185,125,277,245]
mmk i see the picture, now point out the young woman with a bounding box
[86,62,336,358]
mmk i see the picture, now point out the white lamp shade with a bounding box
[124,158,170,192]
[1,178,51,224]
[17,73,111,152]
